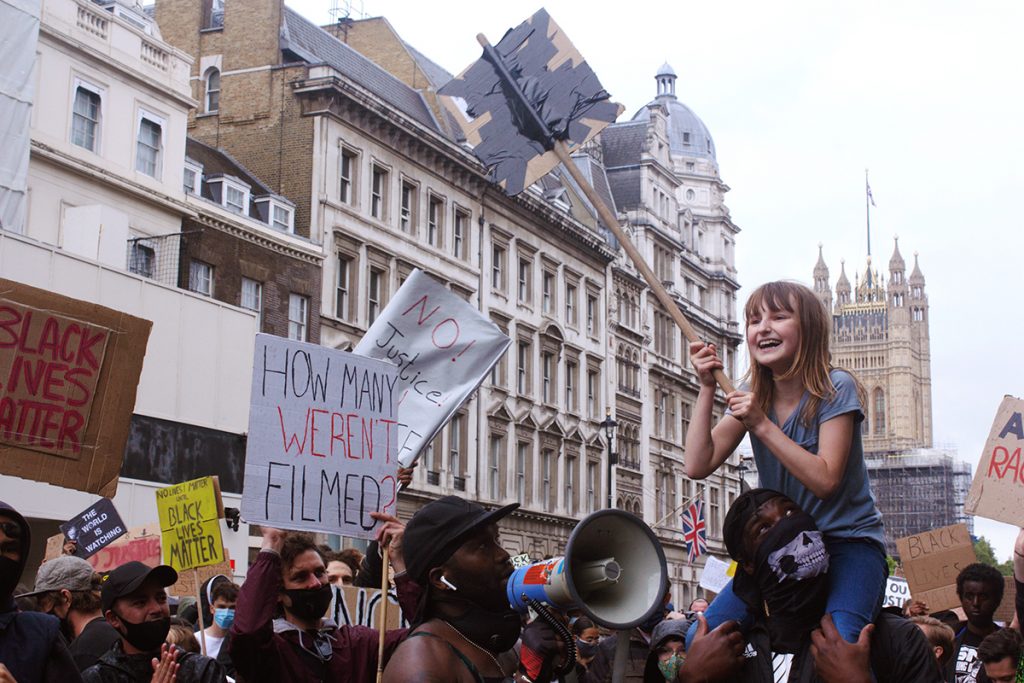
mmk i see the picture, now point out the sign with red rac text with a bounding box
[241,335,399,539]
[354,269,510,467]
[895,524,977,611]
[965,396,1024,526]
[0,279,151,496]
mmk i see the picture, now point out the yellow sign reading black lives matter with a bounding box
[156,476,224,571]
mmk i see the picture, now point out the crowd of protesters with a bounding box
[1,489,1021,683]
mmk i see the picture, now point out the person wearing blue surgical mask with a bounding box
[201,580,239,677]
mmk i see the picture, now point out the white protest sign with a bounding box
[698,555,735,594]
[354,269,511,467]
[883,576,910,608]
[241,335,399,539]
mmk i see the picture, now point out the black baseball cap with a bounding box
[101,561,178,612]
[722,488,787,562]
[403,496,518,584]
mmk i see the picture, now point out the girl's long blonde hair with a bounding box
[743,281,864,426]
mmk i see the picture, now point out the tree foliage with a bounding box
[973,536,1014,576]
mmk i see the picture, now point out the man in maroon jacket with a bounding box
[230,511,417,683]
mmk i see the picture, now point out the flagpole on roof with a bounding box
[865,169,875,258]
[653,485,705,530]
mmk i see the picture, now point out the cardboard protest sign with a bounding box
[438,9,623,195]
[510,553,532,569]
[353,270,510,468]
[0,278,151,496]
[156,477,225,572]
[994,576,1017,625]
[883,576,911,609]
[242,335,400,538]
[60,498,126,559]
[44,532,66,562]
[895,524,977,611]
[965,396,1024,526]
[698,555,736,595]
[86,527,162,574]
[329,585,408,630]
[171,555,233,597]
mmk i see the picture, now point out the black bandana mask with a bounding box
[734,511,830,653]
[284,584,333,622]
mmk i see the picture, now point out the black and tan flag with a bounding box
[439,9,623,196]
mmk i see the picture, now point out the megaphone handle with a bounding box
[522,596,578,677]
[611,630,631,683]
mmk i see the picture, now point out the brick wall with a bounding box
[180,219,322,343]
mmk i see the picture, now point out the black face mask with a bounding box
[117,615,171,652]
[284,584,333,622]
[734,511,830,653]
[576,639,598,659]
[437,593,522,654]
[0,557,20,599]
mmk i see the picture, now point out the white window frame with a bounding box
[189,260,213,296]
[271,202,293,232]
[339,146,358,205]
[453,208,469,259]
[241,278,262,328]
[336,253,354,321]
[400,180,417,233]
[370,164,388,220]
[71,79,103,152]
[183,159,202,195]
[288,293,309,341]
[135,108,166,179]
[205,67,220,113]
[427,194,444,247]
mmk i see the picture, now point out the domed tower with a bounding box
[813,244,832,313]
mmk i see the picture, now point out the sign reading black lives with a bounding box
[59,497,126,559]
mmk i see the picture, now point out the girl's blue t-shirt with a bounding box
[743,368,886,550]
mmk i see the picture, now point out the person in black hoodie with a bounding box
[0,500,83,682]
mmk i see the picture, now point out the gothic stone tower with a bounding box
[814,239,933,453]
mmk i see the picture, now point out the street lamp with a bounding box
[599,407,617,509]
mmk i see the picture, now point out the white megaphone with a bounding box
[506,509,669,629]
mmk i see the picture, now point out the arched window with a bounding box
[205,68,220,113]
[873,388,886,436]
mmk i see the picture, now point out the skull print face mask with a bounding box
[733,509,831,653]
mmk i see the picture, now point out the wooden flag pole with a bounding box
[375,544,390,683]
[194,568,208,656]
[473,32,734,395]
[552,141,735,395]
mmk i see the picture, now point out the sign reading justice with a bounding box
[241,335,399,539]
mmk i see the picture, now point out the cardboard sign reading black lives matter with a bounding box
[60,498,126,559]
[241,335,399,538]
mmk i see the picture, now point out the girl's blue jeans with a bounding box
[685,537,887,647]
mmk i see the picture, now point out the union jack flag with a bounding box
[682,499,707,563]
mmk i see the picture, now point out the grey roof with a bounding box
[404,42,454,89]
[280,8,439,132]
[606,167,642,211]
[186,137,274,196]
[570,154,617,226]
[632,96,716,161]
[600,122,646,168]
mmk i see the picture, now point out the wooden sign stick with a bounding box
[375,544,391,683]
[195,568,208,656]
[474,32,735,395]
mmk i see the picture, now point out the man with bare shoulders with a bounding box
[382,496,563,683]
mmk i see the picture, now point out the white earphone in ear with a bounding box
[440,576,459,591]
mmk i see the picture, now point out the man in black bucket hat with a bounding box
[383,495,564,683]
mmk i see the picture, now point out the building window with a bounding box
[450,414,464,478]
[135,115,163,178]
[271,204,292,232]
[542,271,555,314]
[71,86,100,151]
[517,340,531,395]
[368,267,385,325]
[586,293,598,336]
[400,181,416,233]
[225,184,246,213]
[565,360,577,411]
[491,244,506,291]
[518,257,532,303]
[339,147,357,204]
[541,449,553,512]
[427,195,443,247]
[188,260,213,296]
[241,278,262,328]
[453,209,468,259]
[873,388,886,436]
[288,293,309,341]
[541,352,553,404]
[205,68,220,112]
[565,455,576,515]
[183,166,199,195]
[336,254,354,320]
[586,462,597,513]
[370,165,387,219]
[128,241,154,279]
[565,283,577,325]
[587,369,599,418]
[488,435,504,500]
[516,442,528,504]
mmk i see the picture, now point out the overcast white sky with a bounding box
[291,0,1024,560]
